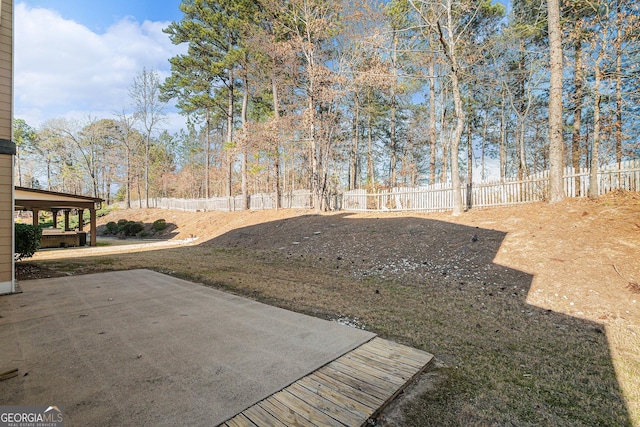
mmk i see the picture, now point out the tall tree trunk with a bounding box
[144,135,150,208]
[226,66,234,199]
[390,100,397,187]
[589,52,603,199]
[571,34,584,196]
[500,89,506,180]
[272,76,281,210]
[205,109,211,199]
[47,160,51,191]
[126,146,131,209]
[440,92,448,184]
[350,96,360,190]
[518,115,527,179]
[481,108,488,181]
[437,5,464,215]
[304,42,320,210]
[106,174,111,205]
[516,39,526,180]
[241,73,249,210]
[367,112,374,188]
[16,148,22,187]
[615,1,623,166]
[466,101,473,209]
[389,29,399,188]
[429,43,437,185]
[309,96,319,210]
[450,70,465,215]
[548,0,565,203]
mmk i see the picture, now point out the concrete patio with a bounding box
[0,270,376,426]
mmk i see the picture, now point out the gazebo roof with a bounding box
[14,187,104,211]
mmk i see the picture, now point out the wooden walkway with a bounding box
[220,337,434,427]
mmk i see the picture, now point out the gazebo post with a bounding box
[52,209,58,229]
[64,210,70,231]
[78,209,84,231]
[32,209,39,227]
[90,208,97,246]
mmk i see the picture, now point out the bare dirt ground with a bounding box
[18,190,640,426]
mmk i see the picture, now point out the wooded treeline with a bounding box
[14,0,640,211]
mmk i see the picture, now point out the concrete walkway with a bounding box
[0,270,375,426]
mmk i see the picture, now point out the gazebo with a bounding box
[14,187,104,247]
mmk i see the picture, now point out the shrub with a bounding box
[105,221,118,235]
[15,223,42,261]
[152,219,167,232]
[122,221,144,236]
[117,219,128,227]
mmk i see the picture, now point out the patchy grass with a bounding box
[35,245,633,426]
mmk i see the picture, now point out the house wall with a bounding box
[0,0,14,294]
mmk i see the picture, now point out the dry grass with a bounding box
[32,244,633,426]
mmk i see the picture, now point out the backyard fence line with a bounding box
[110,159,640,213]
[110,190,313,212]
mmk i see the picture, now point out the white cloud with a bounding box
[14,3,187,132]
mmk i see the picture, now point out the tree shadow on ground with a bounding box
[202,213,631,426]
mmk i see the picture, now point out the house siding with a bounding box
[0,0,14,294]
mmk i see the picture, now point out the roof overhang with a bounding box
[14,187,104,211]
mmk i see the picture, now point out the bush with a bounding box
[117,219,128,227]
[152,219,167,232]
[15,223,42,261]
[122,221,144,236]
[105,221,118,235]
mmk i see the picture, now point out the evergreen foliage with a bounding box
[14,223,42,261]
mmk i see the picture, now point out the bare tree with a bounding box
[114,109,144,209]
[410,0,471,215]
[129,68,166,208]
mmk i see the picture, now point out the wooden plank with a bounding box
[367,338,434,365]
[352,342,426,370]
[347,350,416,379]
[243,404,288,427]
[288,382,363,426]
[269,389,343,427]
[222,338,436,426]
[363,340,435,369]
[367,338,433,362]
[224,413,257,427]
[298,375,373,419]
[318,365,391,402]
[358,343,433,376]
[272,389,345,427]
[329,360,400,394]
[309,371,383,410]
[258,398,316,427]
[335,356,407,386]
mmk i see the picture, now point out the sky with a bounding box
[14,0,511,141]
[14,0,187,132]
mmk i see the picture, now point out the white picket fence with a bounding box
[111,160,639,213]
[343,159,640,212]
[112,190,313,212]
